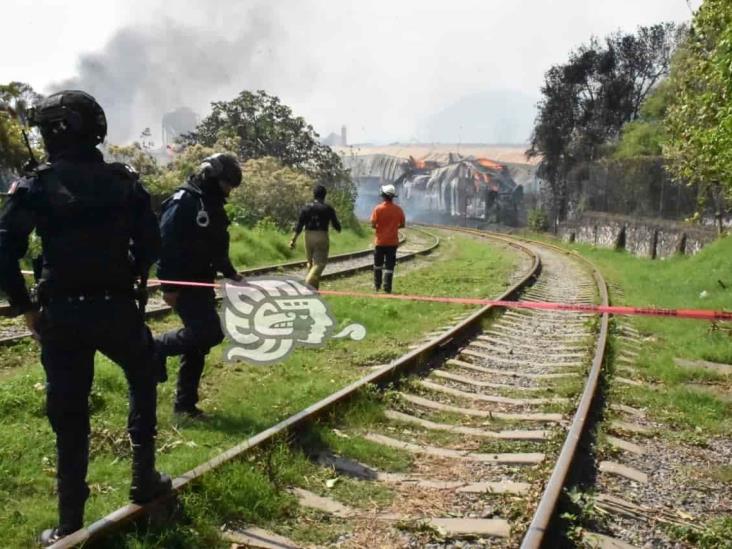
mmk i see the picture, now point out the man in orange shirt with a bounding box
[370,184,406,293]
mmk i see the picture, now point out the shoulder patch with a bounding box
[173,189,186,201]
[6,178,32,195]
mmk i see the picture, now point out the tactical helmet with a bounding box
[380,183,397,198]
[28,90,107,148]
[198,153,242,187]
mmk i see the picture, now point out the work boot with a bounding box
[39,501,84,546]
[173,405,207,420]
[383,271,394,294]
[374,268,383,291]
[129,443,172,504]
[40,527,75,547]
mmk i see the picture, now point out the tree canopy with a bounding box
[664,0,732,209]
[182,90,349,187]
[0,82,43,180]
[528,23,685,222]
[613,80,672,159]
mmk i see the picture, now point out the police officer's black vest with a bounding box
[34,159,142,296]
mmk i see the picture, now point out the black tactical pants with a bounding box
[39,296,158,512]
[156,287,224,411]
[374,245,398,292]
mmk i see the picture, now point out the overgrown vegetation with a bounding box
[527,208,549,232]
[664,0,732,230]
[0,82,43,182]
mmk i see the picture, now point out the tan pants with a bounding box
[304,230,330,289]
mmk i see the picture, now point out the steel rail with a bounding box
[0,234,410,318]
[0,231,427,346]
[48,228,540,548]
[518,238,609,549]
[434,225,610,548]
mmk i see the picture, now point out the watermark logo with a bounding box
[222,277,366,364]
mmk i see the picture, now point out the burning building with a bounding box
[341,150,524,226]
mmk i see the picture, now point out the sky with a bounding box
[1,0,702,145]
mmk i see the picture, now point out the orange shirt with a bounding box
[370,201,405,246]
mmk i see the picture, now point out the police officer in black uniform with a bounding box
[0,90,171,544]
[155,153,242,418]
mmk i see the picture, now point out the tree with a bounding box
[230,157,314,230]
[0,82,43,181]
[528,24,684,225]
[108,132,239,208]
[182,90,350,186]
[664,0,732,231]
[183,89,357,228]
[527,65,577,225]
[613,81,672,159]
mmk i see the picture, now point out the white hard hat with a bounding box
[380,184,397,197]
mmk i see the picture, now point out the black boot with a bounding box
[39,498,84,546]
[130,443,172,504]
[384,271,394,294]
[374,268,383,291]
[40,527,75,547]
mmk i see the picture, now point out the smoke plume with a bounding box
[53,2,310,144]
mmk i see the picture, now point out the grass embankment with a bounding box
[520,231,732,546]
[543,234,732,437]
[0,229,521,547]
[228,222,373,269]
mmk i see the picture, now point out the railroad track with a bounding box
[0,229,436,345]
[48,228,610,548]
[0,240,384,319]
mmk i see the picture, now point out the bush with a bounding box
[528,208,550,232]
[230,157,313,231]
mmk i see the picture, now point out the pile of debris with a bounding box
[343,152,523,225]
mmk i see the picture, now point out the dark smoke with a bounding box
[53,3,309,144]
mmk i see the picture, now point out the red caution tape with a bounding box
[317,289,732,321]
[20,271,732,321]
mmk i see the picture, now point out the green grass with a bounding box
[0,228,521,547]
[666,517,732,549]
[228,222,372,270]
[520,231,732,436]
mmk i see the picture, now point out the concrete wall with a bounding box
[559,212,716,258]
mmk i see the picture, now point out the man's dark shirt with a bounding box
[295,200,341,233]
[0,148,160,314]
[157,179,237,291]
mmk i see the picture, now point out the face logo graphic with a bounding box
[222,277,366,364]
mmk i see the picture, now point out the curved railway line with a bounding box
[0,229,436,345]
[34,226,622,548]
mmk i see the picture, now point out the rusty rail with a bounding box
[0,234,412,318]
[0,232,425,346]
[434,226,610,548]
[49,228,540,548]
[518,239,609,549]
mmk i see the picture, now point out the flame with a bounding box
[475,158,504,170]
